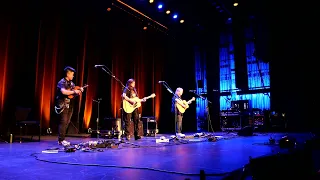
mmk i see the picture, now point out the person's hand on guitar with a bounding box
[80,87,84,92]
[141,98,147,102]
[74,89,82,95]
[130,100,137,105]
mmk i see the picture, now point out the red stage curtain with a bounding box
[0,9,166,131]
[34,19,97,129]
[0,23,11,124]
[110,24,164,121]
[34,20,61,128]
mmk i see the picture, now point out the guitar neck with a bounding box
[144,96,153,100]
[187,99,194,104]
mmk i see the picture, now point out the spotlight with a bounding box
[173,14,178,19]
[180,19,184,23]
[107,7,111,12]
[143,26,147,30]
[158,4,163,9]
[166,10,170,14]
[233,2,238,6]
[149,0,154,3]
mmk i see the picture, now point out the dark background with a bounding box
[0,0,317,135]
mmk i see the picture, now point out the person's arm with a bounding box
[122,89,135,103]
[175,98,186,108]
[58,81,79,95]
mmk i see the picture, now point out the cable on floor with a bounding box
[30,153,230,177]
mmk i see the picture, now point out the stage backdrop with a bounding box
[0,1,198,134]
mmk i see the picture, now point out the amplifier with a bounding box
[141,117,157,136]
[220,111,240,116]
[220,115,242,130]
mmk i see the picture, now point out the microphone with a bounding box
[189,90,196,92]
[158,81,165,83]
[213,89,219,92]
[94,65,104,68]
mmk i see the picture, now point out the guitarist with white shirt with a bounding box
[122,79,146,140]
[171,87,195,138]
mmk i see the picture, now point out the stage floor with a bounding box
[0,132,313,180]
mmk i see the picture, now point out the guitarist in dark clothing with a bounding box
[171,87,186,138]
[55,66,83,146]
[122,79,145,140]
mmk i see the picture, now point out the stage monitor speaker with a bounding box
[197,80,204,89]
[238,126,253,136]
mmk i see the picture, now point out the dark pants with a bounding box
[175,114,183,133]
[123,109,139,137]
[58,107,73,142]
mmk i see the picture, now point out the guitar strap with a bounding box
[54,98,70,114]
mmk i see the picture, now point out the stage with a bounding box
[0,132,315,180]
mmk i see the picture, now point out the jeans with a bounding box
[175,114,183,133]
[123,109,139,137]
[58,107,73,142]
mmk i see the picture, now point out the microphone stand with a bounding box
[96,65,129,139]
[160,82,175,96]
[190,91,214,133]
[92,99,101,138]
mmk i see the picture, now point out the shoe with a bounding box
[125,135,131,140]
[58,140,71,146]
[176,133,185,138]
[135,136,141,140]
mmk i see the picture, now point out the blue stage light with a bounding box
[158,4,163,9]
[173,14,178,19]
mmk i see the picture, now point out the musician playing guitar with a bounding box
[122,79,146,140]
[55,66,84,146]
[172,87,195,138]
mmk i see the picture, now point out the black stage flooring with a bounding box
[0,132,316,180]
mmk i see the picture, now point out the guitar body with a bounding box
[176,100,189,113]
[122,93,156,113]
[123,97,142,113]
[176,97,195,113]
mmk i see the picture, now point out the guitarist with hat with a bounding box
[55,66,83,146]
[122,78,146,140]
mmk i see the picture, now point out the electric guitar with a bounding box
[176,97,195,113]
[68,85,89,99]
[123,93,156,113]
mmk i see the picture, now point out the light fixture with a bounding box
[88,128,92,134]
[46,128,52,135]
[149,0,154,3]
[166,10,170,14]
[180,20,184,23]
[233,2,238,6]
[107,8,111,12]
[158,4,163,9]
[173,14,178,19]
[143,26,148,30]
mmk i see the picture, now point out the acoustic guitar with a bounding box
[68,85,89,99]
[176,97,195,113]
[123,93,156,113]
